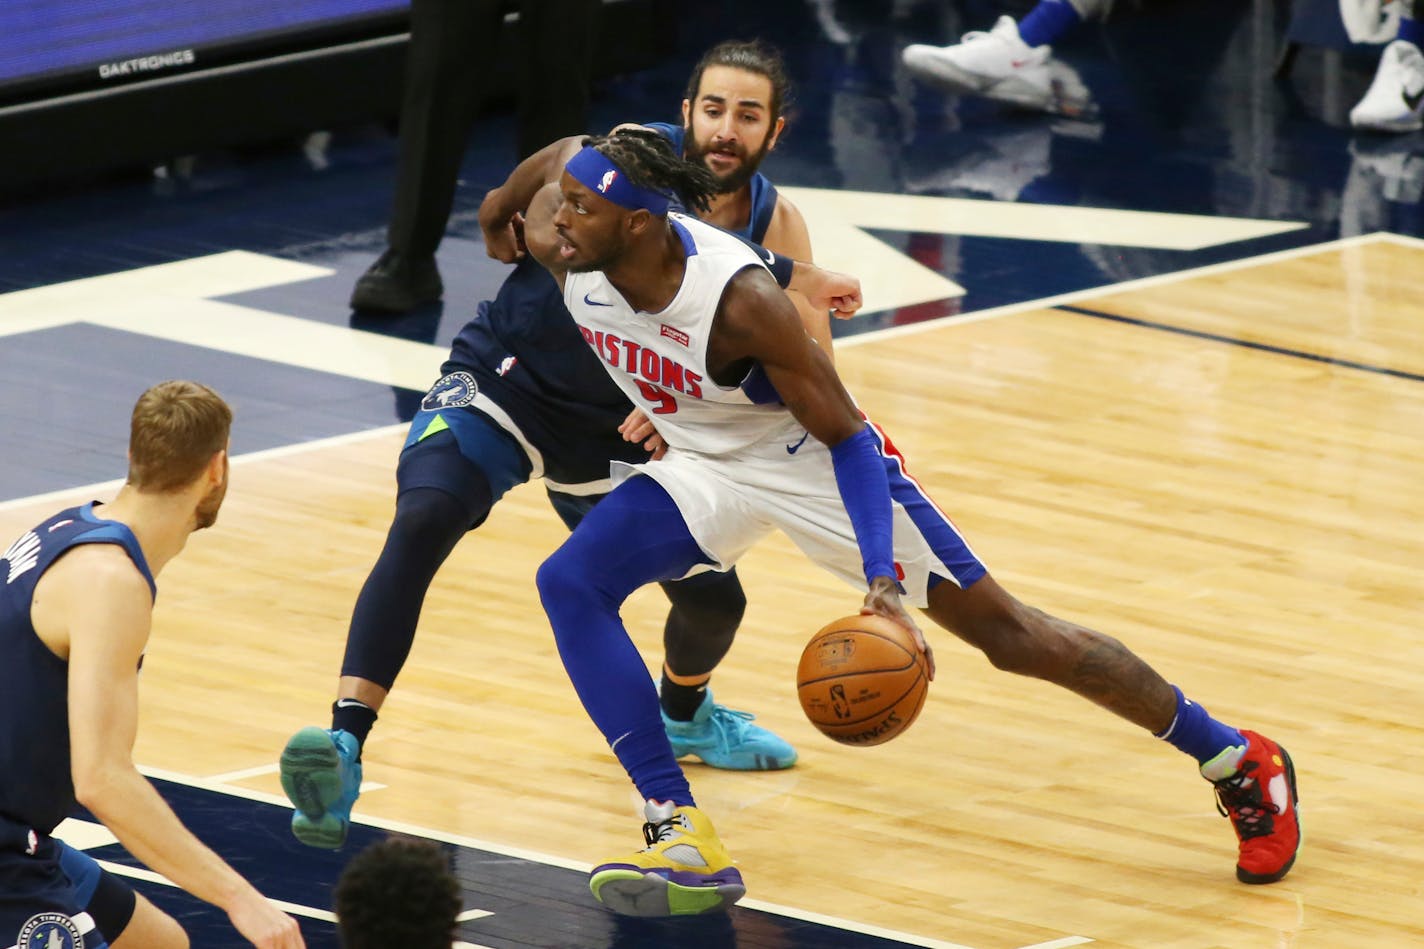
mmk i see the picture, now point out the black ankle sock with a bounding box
[331,699,377,757]
[659,675,709,722]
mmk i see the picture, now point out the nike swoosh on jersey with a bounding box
[583,292,614,307]
[786,431,810,454]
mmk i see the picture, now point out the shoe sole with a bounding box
[279,726,351,850]
[902,52,996,96]
[1236,744,1300,885]
[590,868,745,917]
[348,278,443,313]
[673,748,798,771]
[1351,117,1424,132]
[903,52,1057,112]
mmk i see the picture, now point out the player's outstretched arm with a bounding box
[788,261,861,319]
[479,135,585,262]
[714,229,862,316]
[520,182,571,293]
[761,196,835,357]
[63,548,304,949]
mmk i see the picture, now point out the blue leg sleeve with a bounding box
[535,475,711,806]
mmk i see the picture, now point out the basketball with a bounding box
[796,614,929,746]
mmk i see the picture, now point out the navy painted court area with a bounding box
[70,778,954,949]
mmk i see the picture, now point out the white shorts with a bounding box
[614,418,987,608]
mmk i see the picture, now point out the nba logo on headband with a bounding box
[566,146,671,216]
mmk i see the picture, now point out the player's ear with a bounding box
[207,447,227,483]
[626,209,654,236]
[767,115,786,151]
[681,98,692,127]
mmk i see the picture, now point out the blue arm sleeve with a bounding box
[830,425,897,585]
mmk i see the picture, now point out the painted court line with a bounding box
[1056,303,1424,383]
[127,764,1092,949]
[202,761,388,796]
[204,763,282,783]
[1374,231,1424,251]
[0,422,408,514]
[838,231,1392,348]
[95,861,498,949]
[94,860,337,922]
[4,232,1394,516]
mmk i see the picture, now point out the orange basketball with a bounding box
[796,614,929,746]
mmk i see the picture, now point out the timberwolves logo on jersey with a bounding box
[421,371,478,412]
[17,913,84,948]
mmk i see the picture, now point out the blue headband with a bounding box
[565,146,671,216]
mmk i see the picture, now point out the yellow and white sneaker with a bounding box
[589,800,746,916]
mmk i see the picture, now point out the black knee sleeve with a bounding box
[340,484,488,686]
[658,567,747,678]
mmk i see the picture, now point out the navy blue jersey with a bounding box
[444,257,647,487]
[644,121,780,242]
[0,504,153,836]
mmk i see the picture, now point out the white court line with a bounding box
[96,862,500,948]
[3,232,1396,517]
[95,851,495,944]
[131,765,1090,949]
[1374,230,1424,250]
[205,763,282,783]
[837,231,1395,349]
[0,422,408,515]
[202,761,386,796]
[96,860,336,922]
[738,899,979,949]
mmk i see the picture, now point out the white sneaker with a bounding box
[1350,39,1424,132]
[902,16,1058,111]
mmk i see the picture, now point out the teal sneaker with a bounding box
[280,726,362,849]
[662,691,797,771]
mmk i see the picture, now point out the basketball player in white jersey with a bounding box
[484,129,1300,917]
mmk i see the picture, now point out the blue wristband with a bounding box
[829,425,896,585]
[726,231,793,288]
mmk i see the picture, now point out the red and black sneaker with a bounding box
[1207,730,1301,884]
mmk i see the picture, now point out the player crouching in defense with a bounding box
[0,381,304,948]
[480,128,1302,917]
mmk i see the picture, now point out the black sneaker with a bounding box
[349,250,442,313]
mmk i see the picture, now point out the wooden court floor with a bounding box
[4,236,1421,947]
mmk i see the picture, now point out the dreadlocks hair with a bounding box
[582,128,719,215]
[685,38,793,122]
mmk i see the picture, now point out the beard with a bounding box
[684,128,772,194]
[564,231,627,274]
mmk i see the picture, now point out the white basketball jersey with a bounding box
[563,213,801,455]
